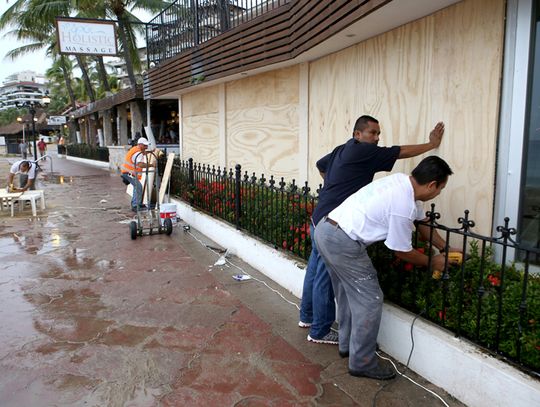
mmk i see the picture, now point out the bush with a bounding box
[375,240,540,371]
[66,144,109,162]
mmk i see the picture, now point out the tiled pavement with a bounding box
[0,155,465,406]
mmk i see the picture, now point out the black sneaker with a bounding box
[339,350,349,358]
[307,331,339,345]
[349,360,396,380]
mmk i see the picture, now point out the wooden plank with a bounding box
[158,153,176,204]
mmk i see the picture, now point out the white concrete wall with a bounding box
[172,197,540,407]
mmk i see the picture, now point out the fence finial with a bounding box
[426,203,441,224]
[458,209,475,232]
[496,217,517,242]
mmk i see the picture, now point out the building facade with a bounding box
[0,71,48,111]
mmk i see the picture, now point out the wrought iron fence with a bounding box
[147,0,289,66]
[375,205,540,376]
[162,157,540,376]
[66,144,109,162]
[160,157,317,259]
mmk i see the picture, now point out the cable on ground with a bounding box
[183,223,449,406]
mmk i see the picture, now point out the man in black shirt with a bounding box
[300,115,444,344]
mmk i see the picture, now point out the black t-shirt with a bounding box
[311,138,401,225]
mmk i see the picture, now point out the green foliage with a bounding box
[66,143,109,162]
[375,240,540,371]
[0,107,26,126]
[166,161,314,259]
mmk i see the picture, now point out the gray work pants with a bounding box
[314,219,383,372]
[15,174,35,190]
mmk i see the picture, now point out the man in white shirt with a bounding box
[8,160,36,192]
[314,156,454,380]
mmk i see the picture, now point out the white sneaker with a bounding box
[298,321,312,328]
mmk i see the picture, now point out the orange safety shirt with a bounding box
[122,146,145,180]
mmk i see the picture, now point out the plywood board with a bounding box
[158,152,176,204]
[308,0,504,235]
[227,66,299,110]
[227,104,299,180]
[182,85,219,117]
[182,114,220,165]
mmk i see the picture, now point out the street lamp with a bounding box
[16,93,51,160]
[16,116,26,142]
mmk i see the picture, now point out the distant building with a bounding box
[109,47,147,89]
[0,70,48,111]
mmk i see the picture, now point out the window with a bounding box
[520,2,540,263]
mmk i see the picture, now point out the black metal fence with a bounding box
[147,0,289,66]
[161,157,317,259]
[375,205,540,376]
[162,158,540,376]
[66,144,109,162]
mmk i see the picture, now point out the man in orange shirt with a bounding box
[121,138,155,211]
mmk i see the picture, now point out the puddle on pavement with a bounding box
[42,174,73,185]
[0,236,20,256]
[0,230,75,256]
[0,261,44,356]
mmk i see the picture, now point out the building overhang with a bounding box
[144,0,460,99]
[71,85,143,118]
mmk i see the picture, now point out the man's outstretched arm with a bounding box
[398,121,444,159]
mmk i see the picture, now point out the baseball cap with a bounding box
[137,137,149,146]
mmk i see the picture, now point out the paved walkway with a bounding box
[0,155,466,406]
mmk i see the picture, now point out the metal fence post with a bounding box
[188,158,194,205]
[235,164,241,229]
[192,0,200,46]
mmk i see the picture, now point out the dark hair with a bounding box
[353,115,379,133]
[19,161,30,170]
[411,156,453,186]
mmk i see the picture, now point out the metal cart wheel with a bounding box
[164,218,173,236]
[130,221,138,240]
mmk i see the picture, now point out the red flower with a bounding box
[487,274,501,287]
[282,240,287,249]
[404,263,414,271]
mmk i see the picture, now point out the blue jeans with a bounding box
[121,173,142,209]
[299,224,336,339]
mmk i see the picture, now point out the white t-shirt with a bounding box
[328,173,425,252]
[10,160,36,180]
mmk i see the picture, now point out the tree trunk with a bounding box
[59,56,78,110]
[117,18,137,88]
[116,18,146,132]
[95,56,111,92]
[76,55,96,102]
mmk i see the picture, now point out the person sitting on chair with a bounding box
[7,160,36,192]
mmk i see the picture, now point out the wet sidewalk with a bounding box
[0,155,465,407]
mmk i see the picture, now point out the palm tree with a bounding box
[81,0,173,132]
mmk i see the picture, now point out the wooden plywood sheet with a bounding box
[227,66,299,111]
[159,152,176,204]
[182,85,219,117]
[227,104,299,180]
[182,114,220,165]
[308,0,504,235]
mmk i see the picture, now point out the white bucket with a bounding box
[159,203,177,224]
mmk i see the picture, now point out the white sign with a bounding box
[56,18,117,56]
[47,116,67,125]
[0,136,5,146]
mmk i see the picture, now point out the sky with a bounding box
[0,1,153,83]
